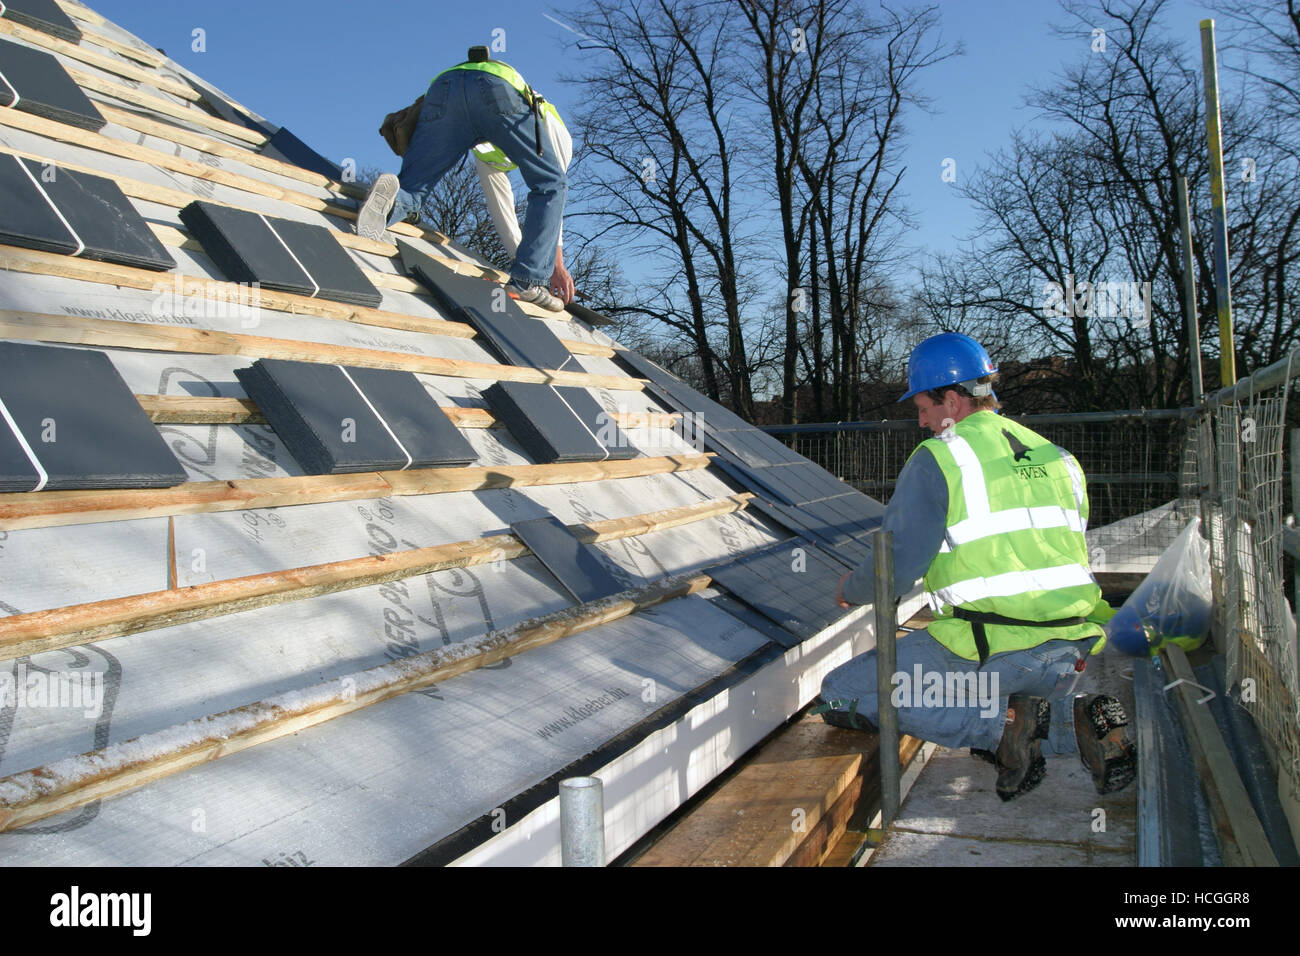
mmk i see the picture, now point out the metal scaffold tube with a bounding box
[1203,347,1300,408]
[1200,19,1236,388]
[873,529,900,828]
[1176,174,1204,405]
[559,776,606,866]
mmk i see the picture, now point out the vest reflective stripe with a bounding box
[473,142,514,171]
[920,411,1103,661]
[1056,445,1087,512]
[471,99,566,173]
[945,434,989,519]
[932,562,1097,607]
[936,431,1084,550]
[941,505,1086,552]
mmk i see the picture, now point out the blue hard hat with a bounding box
[899,332,998,402]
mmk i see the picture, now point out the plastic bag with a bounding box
[1106,517,1213,657]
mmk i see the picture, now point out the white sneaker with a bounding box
[505,280,564,312]
[356,173,400,241]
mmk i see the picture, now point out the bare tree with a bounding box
[561,0,947,422]
[1213,0,1300,368]
[561,0,760,414]
[795,3,950,420]
[918,0,1298,410]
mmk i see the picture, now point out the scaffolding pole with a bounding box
[1176,174,1205,405]
[1200,19,1236,388]
[873,529,900,828]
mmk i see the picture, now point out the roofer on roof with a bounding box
[816,332,1137,800]
[358,46,574,313]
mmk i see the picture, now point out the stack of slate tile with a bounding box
[179,201,381,307]
[437,235,500,271]
[483,381,637,464]
[0,37,105,130]
[236,358,478,475]
[259,127,342,182]
[565,301,616,327]
[185,76,268,134]
[0,0,82,42]
[0,156,176,270]
[0,342,186,492]
[397,239,581,372]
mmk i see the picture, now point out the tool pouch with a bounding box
[379,95,424,156]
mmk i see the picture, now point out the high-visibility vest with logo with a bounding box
[435,60,566,173]
[918,410,1104,661]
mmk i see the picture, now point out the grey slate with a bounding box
[398,239,578,371]
[0,0,81,41]
[708,541,849,640]
[702,420,805,470]
[817,493,884,537]
[0,343,186,492]
[509,516,626,604]
[0,153,80,257]
[746,498,868,570]
[260,127,343,182]
[438,236,499,270]
[565,301,617,327]
[398,239,521,319]
[185,76,269,134]
[484,381,636,464]
[235,358,477,475]
[461,305,579,371]
[618,349,880,525]
[617,351,754,434]
[179,201,380,307]
[0,156,176,270]
[0,37,104,131]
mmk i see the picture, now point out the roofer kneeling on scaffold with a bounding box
[358,45,573,313]
[815,333,1137,800]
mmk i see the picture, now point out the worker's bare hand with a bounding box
[550,261,576,304]
[836,571,853,609]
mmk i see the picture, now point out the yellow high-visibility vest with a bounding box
[919,410,1105,661]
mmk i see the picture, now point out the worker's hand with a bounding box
[836,571,854,609]
[550,259,576,304]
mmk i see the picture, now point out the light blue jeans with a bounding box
[820,628,1092,753]
[388,69,567,286]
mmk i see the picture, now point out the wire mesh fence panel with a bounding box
[783,423,922,503]
[1204,372,1300,817]
[772,410,1195,568]
[1186,351,1300,841]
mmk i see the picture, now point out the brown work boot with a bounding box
[995,694,1050,801]
[1074,694,1137,794]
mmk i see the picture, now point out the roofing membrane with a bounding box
[0,0,895,865]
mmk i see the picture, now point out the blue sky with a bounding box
[94,0,1221,270]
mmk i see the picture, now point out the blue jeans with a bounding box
[388,69,567,286]
[819,628,1091,753]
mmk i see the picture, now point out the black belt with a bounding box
[952,608,1087,666]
